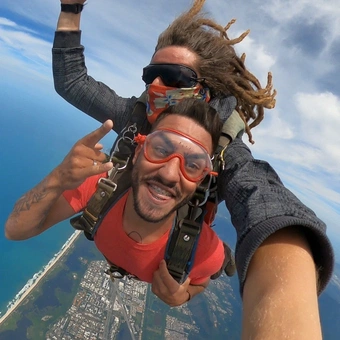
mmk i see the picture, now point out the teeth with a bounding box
[150,184,172,197]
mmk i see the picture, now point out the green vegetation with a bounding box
[0,236,93,339]
[2,268,77,339]
[24,266,89,339]
[135,312,142,326]
[0,310,21,331]
[142,285,166,338]
[168,307,192,323]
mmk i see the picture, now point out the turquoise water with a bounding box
[0,77,116,315]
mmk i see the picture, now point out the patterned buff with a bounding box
[146,84,211,124]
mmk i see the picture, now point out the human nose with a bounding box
[151,76,165,86]
[158,157,181,183]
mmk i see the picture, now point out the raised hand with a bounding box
[53,120,114,190]
[151,260,191,307]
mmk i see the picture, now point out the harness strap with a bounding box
[166,212,203,283]
[163,111,244,282]
[203,109,245,226]
[70,100,150,239]
[70,102,243,281]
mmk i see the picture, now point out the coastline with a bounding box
[0,230,82,326]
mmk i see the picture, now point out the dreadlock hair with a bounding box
[155,0,277,143]
[153,98,222,154]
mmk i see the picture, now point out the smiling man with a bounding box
[5,99,226,307]
[44,0,335,336]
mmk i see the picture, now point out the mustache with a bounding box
[144,175,181,198]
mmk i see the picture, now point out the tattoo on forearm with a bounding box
[11,178,51,229]
[14,191,47,213]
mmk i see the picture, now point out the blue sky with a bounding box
[1,0,339,255]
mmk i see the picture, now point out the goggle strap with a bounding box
[134,133,147,144]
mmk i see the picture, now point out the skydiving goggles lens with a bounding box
[142,63,200,88]
[135,128,216,182]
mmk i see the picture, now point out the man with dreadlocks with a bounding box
[52,0,333,337]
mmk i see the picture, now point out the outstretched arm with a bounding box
[5,120,114,240]
[219,137,334,295]
[242,227,322,339]
[218,137,333,337]
[53,1,137,132]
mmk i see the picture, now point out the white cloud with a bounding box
[255,109,295,139]
[0,29,50,61]
[261,0,340,24]
[0,17,17,27]
[294,92,340,173]
[0,1,59,30]
[296,92,340,123]
[0,0,339,251]
[0,25,51,84]
[233,34,277,86]
[260,0,340,58]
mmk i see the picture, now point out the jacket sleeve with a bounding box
[218,137,334,296]
[52,30,137,133]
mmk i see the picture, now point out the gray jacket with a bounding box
[52,30,334,295]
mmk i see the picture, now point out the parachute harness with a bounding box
[70,103,241,283]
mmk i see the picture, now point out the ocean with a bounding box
[0,75,116,315]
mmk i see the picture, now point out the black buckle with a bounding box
[104,264,140,281]
[105,268,124,280]
[166,217,201,283]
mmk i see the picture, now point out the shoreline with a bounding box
[0,230,82,326]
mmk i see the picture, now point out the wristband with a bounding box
[61,4,84,14]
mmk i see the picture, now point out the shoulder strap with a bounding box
[164,110,244,281]
[165,195,207,283]
[70,99,150,239]
[71,104,242,281]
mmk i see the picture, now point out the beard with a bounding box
[131,163,193,223]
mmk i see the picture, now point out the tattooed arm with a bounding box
[5,121,114,240]
[5,173,75,240]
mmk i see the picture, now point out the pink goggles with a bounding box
[134,128,217,182]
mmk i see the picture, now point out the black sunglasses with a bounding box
[142,63,201,88]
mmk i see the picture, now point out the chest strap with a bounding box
[70,106,242,280]
[164,110,244,282]
[70,101,150,239]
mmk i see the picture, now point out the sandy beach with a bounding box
[0,230,82,325]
